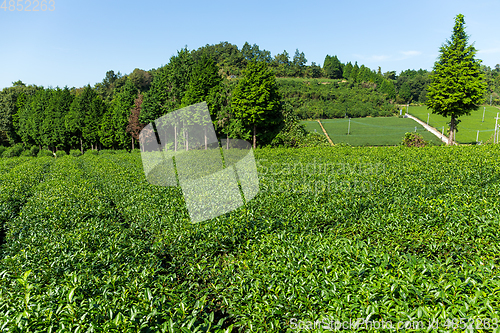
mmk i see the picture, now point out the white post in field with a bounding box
[427,113,429,125]
[476,130,479,143]
[495,113,499,144]
[482,107,485,122]
[347,118,351,135]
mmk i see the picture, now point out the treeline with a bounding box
[482,64,500,105]
[1,41,498,151]
[0,47,322,151]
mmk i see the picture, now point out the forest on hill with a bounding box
[0,41,499,152]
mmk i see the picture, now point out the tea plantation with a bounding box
[1,146,500,332]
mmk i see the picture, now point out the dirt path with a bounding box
[316,119,334,146]
[405,114,453,145]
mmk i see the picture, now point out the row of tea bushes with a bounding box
[0,157,54,225]
[0,155,232,332]
[1,146,500,331]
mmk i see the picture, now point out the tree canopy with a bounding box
[231,61,282,148]
[426,14,487,145]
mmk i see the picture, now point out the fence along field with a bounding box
[409,105,500,144]
[1,146,500,331]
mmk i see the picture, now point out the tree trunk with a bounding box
[448,117,455,146]
[253,125,257,149]
[132,136,134,150]
[80,138,83,154]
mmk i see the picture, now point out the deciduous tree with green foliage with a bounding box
[426,14,487,145]
[231,61,282,148]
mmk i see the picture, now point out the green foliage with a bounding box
[0,83,39,145]
[94,70,128,103]
[55,150,67,158]
[380,79,397,100]
[20,149,33,157]
[396,69,430,103]
[37,149,54,157]
[181,55,224,129]
[232,61,282,147]
[2,144,24,158]
[84,149,99,156]
[271,103,330,148]
[278,78,397,119]
[69,149,82,157]
[317,117,439,146]
[300,132,331,147]
[241,42,272,63]
[0,146,6,157]
[100,79,137,149]
[30,145,40,157]
[426,14,488,144]
[401,132,428,147]
[334,141,352,147]
[323,55,343,79]
[1,148,500,331]
[98,149,116,155]
[399,81,412,103]
[270,50,291,77]
[140,48,194,124]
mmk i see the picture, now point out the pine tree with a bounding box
[343,62,353,80]
[426,14,487,145]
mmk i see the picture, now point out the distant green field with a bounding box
[302,117,442,146]
[408,105,500,144]
[301,120,323,134]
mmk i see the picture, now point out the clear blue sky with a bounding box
[1,0,499,90]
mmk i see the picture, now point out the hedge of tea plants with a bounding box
[1,146,500,332]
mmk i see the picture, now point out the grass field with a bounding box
[301,120,323,134]
[1,148,500,331]
[409,105,500,144]
[302,117,443,146]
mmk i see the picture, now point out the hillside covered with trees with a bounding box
[0,41,499,152]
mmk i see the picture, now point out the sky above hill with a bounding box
[1,0,499,90]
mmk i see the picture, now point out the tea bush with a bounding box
[55,150,67,158]
[69,149,82,157]
[37,149,54,157]
[2,144,24,158]
[20,149,33,157]
[1,146,500,331]
[30,145,40,156]
[84,149,99,156]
